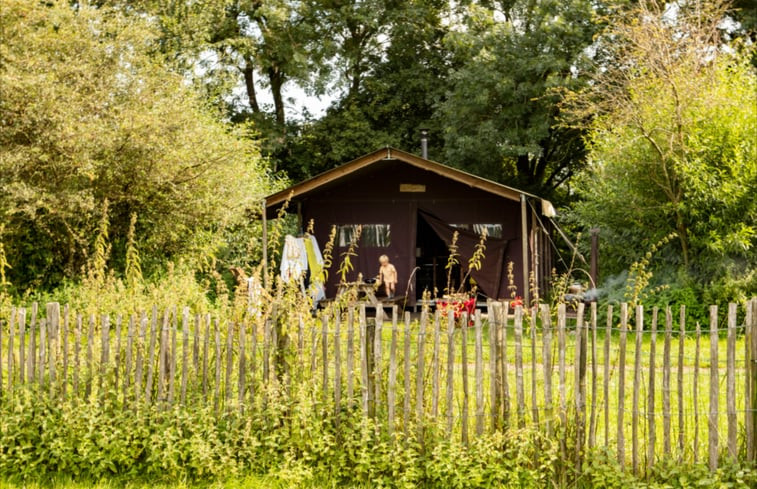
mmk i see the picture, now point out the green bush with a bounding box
[2,385,753,488]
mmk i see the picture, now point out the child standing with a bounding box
[378,255,397,299]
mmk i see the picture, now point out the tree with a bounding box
[565,0,756,296]
[285,0,452,180]
[0,0,272,290]
[437,0,598,202]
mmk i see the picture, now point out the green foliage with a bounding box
[285,0,451,182]
[338,225,362,283]
[124,213,143,292]
[578,448,757,488]
[1,385,753,487]
[565,0,757,302]
[0,0,272,292]
[438,0,598,202]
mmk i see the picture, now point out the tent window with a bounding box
[451,223,503,239]
[338,224,391,247]
[473,224,503,239]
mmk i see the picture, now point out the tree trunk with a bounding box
[268,66,286,126]
[242,58,261,113]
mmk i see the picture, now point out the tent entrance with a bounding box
[415,210,510,300]
[415,213,461,300]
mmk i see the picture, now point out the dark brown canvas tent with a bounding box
[264,147,556,306]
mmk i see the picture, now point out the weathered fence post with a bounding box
[663,307,672,456]
[694,320,701,463]
[433,309,441,421]
[489,302,500,431]
[678,305,686,460]
[461,312,469,446]
[387,307,398,436]
[403,310,411,433]
[647,307,658,472]
[632,305,643,475]
[514,305,525,428]
[417,308,427,444]
[575,302,587,472]
[749,297,757,463]
[617,303,628,467]
[540,304,553,437]
[334,310,341,427]
[474,309,484,436]
[445,310,455,434]
[604,305,612,448]
[708,305,719,471]
[726,303,736,461]
[589,302,598,449]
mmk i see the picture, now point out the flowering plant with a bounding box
[436,294,476,326]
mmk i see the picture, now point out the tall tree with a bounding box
[437,0,598,201]
[286,0,453,180]
[0,0,271,290]
[565,0,756,294]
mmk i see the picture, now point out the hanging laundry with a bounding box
[304,234,325,302]
[280,235,308,282]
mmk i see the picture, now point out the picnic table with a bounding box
[336,281,381,306]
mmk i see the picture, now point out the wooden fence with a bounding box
[1,299,755,475]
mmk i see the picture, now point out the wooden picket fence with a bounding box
[1,298,756,475]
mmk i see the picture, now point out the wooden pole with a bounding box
[678,305,686,460]
[334,310,341,427]
[322,315,329,400]
[347,308,355,406]
[18,308,26,387]
[589,302,598,449]
[475,310,484,436]
[489,302,499,431]
[604,305,612,447]
[531,307,539,426]
[632,305,643,475]
[461,312,469,445]
[663,307,672,456]
[6,308,14,393]
[261,199,268,289]
[403,310,411,434]
[145,307,158,403]
[446,310,455,434]
[575,302,587,471]
[618,303,628,467]
[749,297,757,464]
[238,321,246,410]
[708,306,719,471]
[374,308,383,415]
[433,309,441,420]
[360,305,369,418]
[694,320,701,463]
[746,299,753,463]
[417,308,427,443]
[647,308,658,471]
[726,303,737,461]
[388,308,398,436]
[520,195,530,306]
[541,304,553,437]
[514,306,525,427]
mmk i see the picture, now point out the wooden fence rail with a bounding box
[1,298,756,473]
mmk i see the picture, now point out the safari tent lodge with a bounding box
[264,147,557,308]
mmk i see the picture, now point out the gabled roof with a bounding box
[265,147,555,214]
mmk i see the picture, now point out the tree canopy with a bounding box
[564,0,756,299]
[1,0,754,302]
[0,0,272,290]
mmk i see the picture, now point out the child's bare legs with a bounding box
[385,283,395,298]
